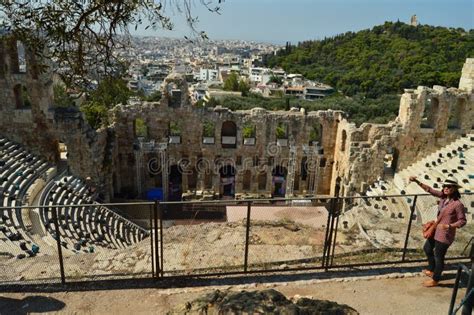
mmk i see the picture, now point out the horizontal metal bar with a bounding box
[2,192,471,210]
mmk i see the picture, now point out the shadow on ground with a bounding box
[0,296,65,314]
[0,262,468,294]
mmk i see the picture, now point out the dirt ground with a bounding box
[0,268,468,315]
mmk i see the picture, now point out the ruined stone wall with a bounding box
[0,35,116,198]
[0,35,58,161]
[111,74,343,199]
[332,60,474,197]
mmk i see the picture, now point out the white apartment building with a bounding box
[199,69,219,82]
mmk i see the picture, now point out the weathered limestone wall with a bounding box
[111,74,342,199]
[332,63,474,197]
[0,36,58,161]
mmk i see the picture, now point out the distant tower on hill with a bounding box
[410,14,418,26]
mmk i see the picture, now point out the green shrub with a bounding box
[242,124,256,138]
[202,121,215,137]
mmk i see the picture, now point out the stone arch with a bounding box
[276,122,288,139]
[258,171,267,191]
[309,123,323,146]
[272,165,287,197]
[134,117,149,138]
[340,130,347,152]
[169,121,181,144]
[204,172,213,189]
[202,120,215,143]
[221,121,237,148]
[383,147,399,175]
[294,173,300,191]
[167,82,181,108]
[447,98,466,130]
[168,164,182,201]
[420,97,439,129]
[13,84,30,109]
[187,166,198,190]
[219,164,236,197]
[242,169,252,191]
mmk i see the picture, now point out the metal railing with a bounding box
[0,192,472,286]
[449,240,474,315]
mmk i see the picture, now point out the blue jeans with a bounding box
[423,238,450,282]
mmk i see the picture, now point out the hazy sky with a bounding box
[134,0,474,44]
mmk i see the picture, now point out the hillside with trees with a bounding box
[206,93,400,127]
[265,22,474,98]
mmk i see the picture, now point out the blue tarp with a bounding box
[146,188,164,201]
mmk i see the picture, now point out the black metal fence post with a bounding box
[322,199,333,268]
[461,244,474,315]
[51,206,66,284]
[330,197,341,267]
[323,198,337,270]
[154,201,160,277]
[159,204,164,277]
[243,201,251,272]
[449,265,464,314]
[325,200,337,269]
[402,195,417,262]
[149,203,155,278]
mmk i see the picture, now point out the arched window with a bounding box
[294,173,300,191]
[243,170,252,191]
[219,164,236,196]
[167,83,181,108]
[221,121,237,148]
[134,118,149,138]
[168,164,183,201]
[272,165,287,197]
[202,121,215,144]
[309,123,323,146]
[169,122,181,144]
[447,98,465,130]
[420,97,439,129]
[258,172,267,190]
[187,167,197,190]
[204,172,213,189]
[14,84,30,109]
